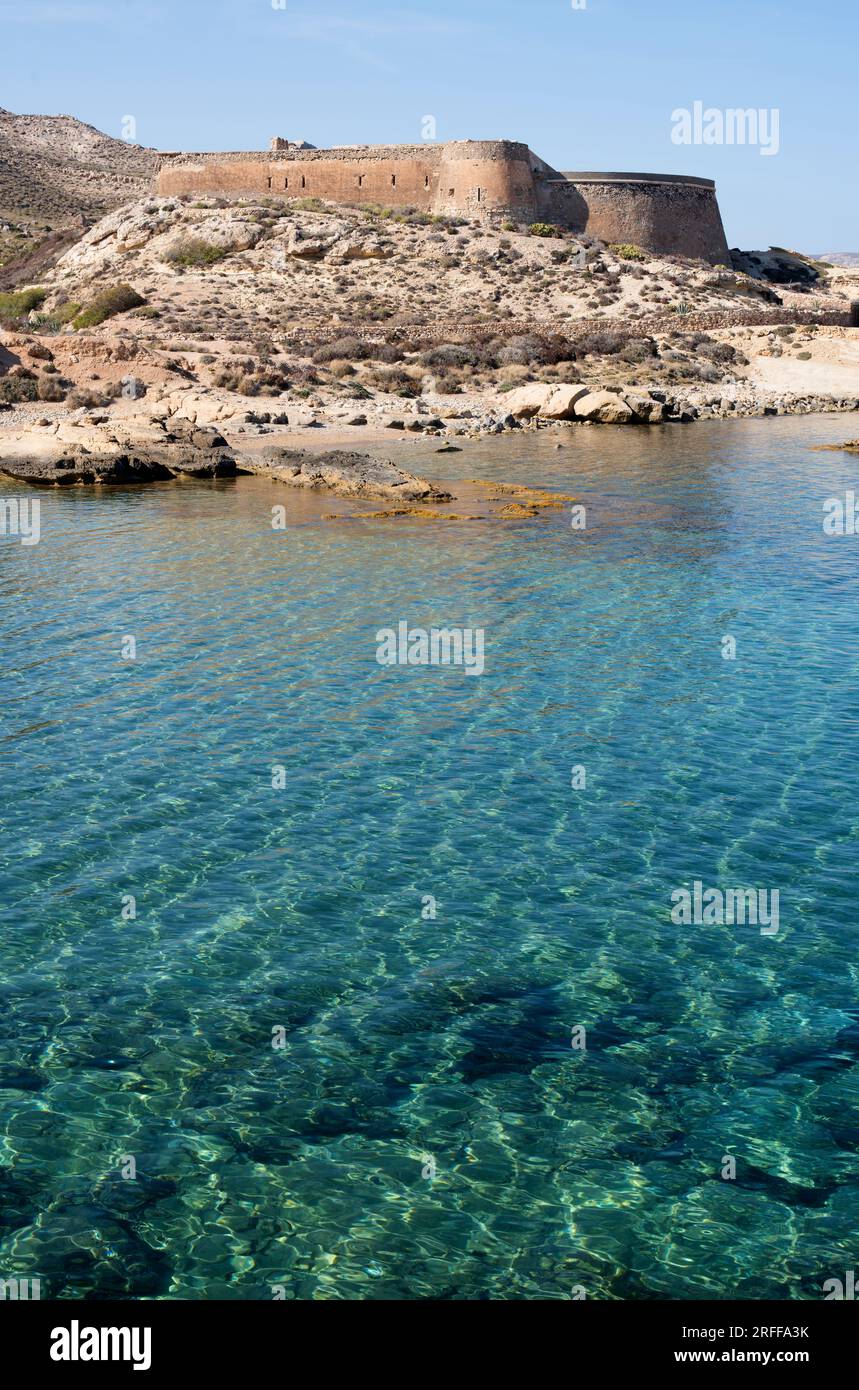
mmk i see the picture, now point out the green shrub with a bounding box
[289,198,332,214]
[610,243,647,262]
[164,239,233,268]
[72,284,145,330]
[0,287,49,323]
[31,301,81,333]
[313,336,372,365]
[0,375,39,403]
[421,344,479,368]
[529,223,563,238]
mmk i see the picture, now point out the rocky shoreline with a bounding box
[1,394,856,497]
[0,411,454,499]
[1,376,857,496]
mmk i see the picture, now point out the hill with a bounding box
[0,193,856,441]
[0,107,160,284]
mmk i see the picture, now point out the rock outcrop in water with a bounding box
[243,447,453,502]
[815,438,859,452]
[0,413,450,501]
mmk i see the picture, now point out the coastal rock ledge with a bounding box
[0,418,449,501]
[243,448,452,502]
[0,417,236,486]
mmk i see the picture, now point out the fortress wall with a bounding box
[432,141,537,220]
[156,140,538,220]
[157,153,442,207]
[548,175,730,263]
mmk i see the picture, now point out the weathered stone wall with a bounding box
[546,173,730,263]
[156,140,538,222]
[278,308,854,351]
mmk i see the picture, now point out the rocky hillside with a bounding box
[0,108,160,228]
[1,194,857,448]
[41,196,857,339]
[0,108,160,287]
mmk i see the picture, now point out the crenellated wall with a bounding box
[155,141,730,262]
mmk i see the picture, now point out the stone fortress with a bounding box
[156,138,730,265]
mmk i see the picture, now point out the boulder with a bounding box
[504,384,555,418]
[539,385,590,420]
[337,237,394,262]
[622,391,668,423]
[573,390,636,424]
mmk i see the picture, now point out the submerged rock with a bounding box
[815,439,859,452]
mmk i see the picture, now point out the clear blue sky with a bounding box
[2,0,856,250]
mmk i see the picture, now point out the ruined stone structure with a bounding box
[156,139,730,263]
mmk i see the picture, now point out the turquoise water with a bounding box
[1,415,858,1301]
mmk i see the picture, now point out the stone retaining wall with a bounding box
[280,308,854,349]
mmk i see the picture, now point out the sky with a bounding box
[1,0,856,251]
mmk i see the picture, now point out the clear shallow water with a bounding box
[1,415,858,1301]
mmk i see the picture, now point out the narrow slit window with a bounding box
[391,174,397,188]
[284,177,289,189]
[358,175,364,188]
[301,175,306,188]
[267,176,273,189]
[476,187,482,202]
[425,175,429,189]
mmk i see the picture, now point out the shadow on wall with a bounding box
[539,182,589,232]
